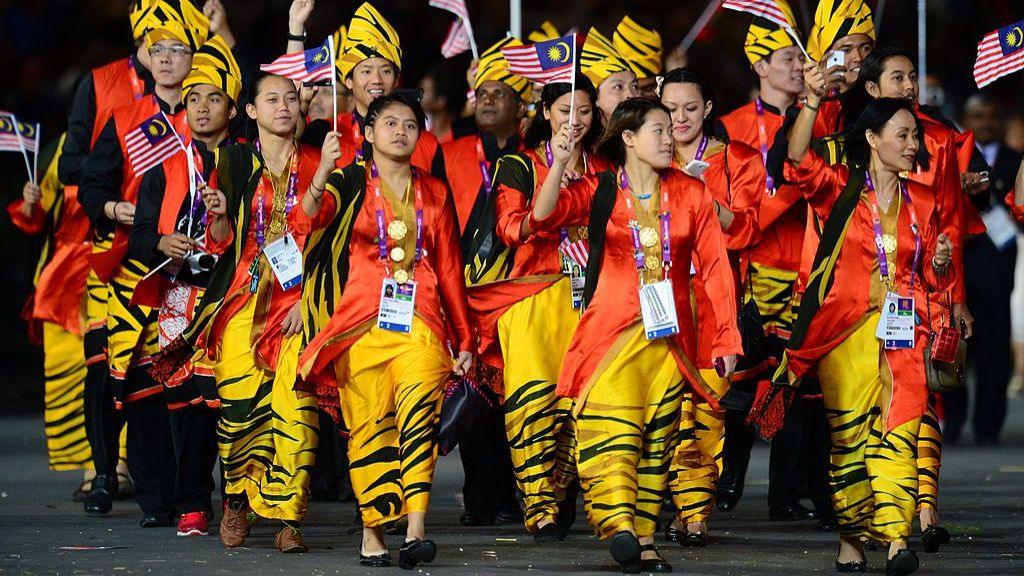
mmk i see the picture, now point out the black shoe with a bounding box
[384,519,406,535]
[921,526,950,553]
[459,513,494,526]
[398,539,437,570]
[886,549,919,576]
[715,465,745,511]
[664,524,684,545]
[609,531,641,574]
[682,531,708,547]
[140,513,175,527]
[835,558,868,573]
[640,544,673,573]
[769,503,819,521]
[555,481,579,539]
[534,522,564,543]
[862,539,879,551]
[494,508,524,525]
[83,474,115,516]
[115,476,135,500]
[815,517,840,531]
[72,480,92,503]
[359,552,392,567]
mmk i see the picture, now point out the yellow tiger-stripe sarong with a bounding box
[41,321,91,470]
[336,318,452,528]
[498,277,579,532]
[215,298,318,522]
[817,314,920,542]
[575,325,685,540]
[105,260,160,405]
[668,368,728,525]
[916,396,942,513]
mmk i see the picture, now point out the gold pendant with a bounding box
[639,227,659,248]
[644,254,661,271]
[393,269,410,284]
[390,247,406,262]
[882,234,897,254]
[387,220,408,241]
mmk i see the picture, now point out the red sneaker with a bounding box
[177,511,210,536]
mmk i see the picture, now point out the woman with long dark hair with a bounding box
[658,67,762,546]
[781,65,953,573]
[529,97,741,573]
[482,76,608,542]
[293,91,474,570]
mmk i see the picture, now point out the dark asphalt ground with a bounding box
[1,404,1023,575]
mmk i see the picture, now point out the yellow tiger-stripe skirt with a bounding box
[575,325,685,540]
[41,322,91,470]
[336,319,451,528]
[917,396,941,513]
[105,260,160,405]
[498,277,579,532]
[817,314,921,542]
[215,298,318,522]
[667,369,728,524]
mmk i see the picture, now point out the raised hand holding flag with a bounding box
[975,19,1024,88]
[500,34,577,84]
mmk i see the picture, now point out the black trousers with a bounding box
[946,237,1017,442]
[459,407,518,517]
[83,328,123,478]
[168,403,219,514]
[767,387,832,515]
[309,409,353,502]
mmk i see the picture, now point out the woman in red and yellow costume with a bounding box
[293,91,474,570]
[659,67,763,546]
[529,97,741,574]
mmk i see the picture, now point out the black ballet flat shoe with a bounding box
[835,559,868,573]
[398,538,437,570]
[534,522,564,543]
[886,549,920,576]
[359,551,392,568]
[921,526,950,553]
[682,531,708,547]
[664,524,685,545]
[862,539,879,551]
[609,531,642,574]
[639,544,673,573]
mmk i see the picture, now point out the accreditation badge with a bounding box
[875,291,915,349]
[639,279,680,340]
[263,233,302,291]
[377,277,417,333]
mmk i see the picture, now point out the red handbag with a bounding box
[927,291,962,363]
[924,291,966,393]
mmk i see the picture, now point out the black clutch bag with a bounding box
[436,365,501,456]
[735,296,768,372]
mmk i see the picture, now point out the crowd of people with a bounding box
[9,0,1024,574]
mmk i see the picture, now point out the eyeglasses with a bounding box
[149,45,191,58]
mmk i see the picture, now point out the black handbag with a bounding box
[436,365,501,456]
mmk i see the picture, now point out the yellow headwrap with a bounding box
[744,0,799,65]
[473,37,532,102]
[182,35,242,103]
[528,21,560,44]
[613,16,663,79]
[580,28,634,87]
[339,3,402,79]
[131,0,207,44]
[807,0,875,61]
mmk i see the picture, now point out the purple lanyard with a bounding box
[753,98,777,193]
[619,169,672,275]
[693,135,709,162]
[187,142,208,231]
[253,140,299,249]
[865,172,922,289]
[371,162,425,266]
[475,137,493,194]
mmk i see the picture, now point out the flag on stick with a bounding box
[124,112,184,177]
[0,112,37,183]
[722,0,791,29]
[501,34,577,84]
[260,38,335,83]
[429,0,478,59]
[974,19,1024,88]
[439,18,472,58]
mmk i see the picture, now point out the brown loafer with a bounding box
[275,525,308,553]
[219,502,252,548]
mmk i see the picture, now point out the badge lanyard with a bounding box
[618,169,672,282]
[753,98,777,195]
[127,56,145,101]
[474,136,494,195]
[865,171,922,291]
[352,116,365,163]
[693,135,709,162]
[370,162,425,281]
[182,142,208,238]
[249,140,299,293]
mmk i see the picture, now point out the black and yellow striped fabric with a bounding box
[130,0,202,41]
[42,322,92,471]
[612,16,663,79]
[338,2,402,79]
[142,1,210,51]
[743,0,798,65]
[182,34,242,103]
[916,396,942,513]
[668,369,728,525]
[528,20,560,43]
[807,0,875,61]
[580,27,633,88]
[575,325,685,540]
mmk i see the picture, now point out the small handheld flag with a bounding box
[0,112,39,183]
[430,0,478,59]
[260,38,334,83]
[439,17,472,58]
[722,0,810,59]
[501,34,577,84]
[974,19,1024,88]
[125,112,184,177]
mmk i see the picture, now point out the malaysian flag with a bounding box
[974,19,1024,88]
[559,238,589,268]
[260,38,334,83]
[722,0,792,29]
[501,34,576,84]
[0,113,38,153]
[124,112,183,176]
[439,18,471,58]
